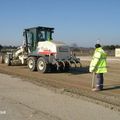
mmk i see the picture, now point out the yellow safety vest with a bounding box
[89,47,107,73]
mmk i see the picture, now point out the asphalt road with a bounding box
[0,73,120,120]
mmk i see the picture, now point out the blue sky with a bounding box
[0,0,120,47]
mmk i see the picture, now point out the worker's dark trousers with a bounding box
[96,73,104,90]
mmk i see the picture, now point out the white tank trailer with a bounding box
[2,26,81,73]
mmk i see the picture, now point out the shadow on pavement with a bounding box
[103,84,120,91]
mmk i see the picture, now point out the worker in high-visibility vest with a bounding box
[89,44,107,91]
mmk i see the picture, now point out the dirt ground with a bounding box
[0,57,120,110]
[0,73,120,120]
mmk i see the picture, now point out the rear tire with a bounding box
[27,57,37,71]
[37,57,49,73]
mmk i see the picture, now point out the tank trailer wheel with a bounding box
[37,57,48,73]
[27,57,37,71]
[4,55,11,66]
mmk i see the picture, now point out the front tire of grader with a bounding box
[0,55,4,64]
[4,55,11,66]
[37,57,49,73]
[27,57,37,71]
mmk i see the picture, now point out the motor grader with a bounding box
[2,26,81,73]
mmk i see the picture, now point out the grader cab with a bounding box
[23,27,54,53]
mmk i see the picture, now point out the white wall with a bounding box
[115,48,120,57]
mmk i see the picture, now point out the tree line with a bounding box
[71,44,120,52]
[0,44,120,52]
[103,45,120,50]
[0,44,17,52]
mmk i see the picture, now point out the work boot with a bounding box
[92,88,101,92]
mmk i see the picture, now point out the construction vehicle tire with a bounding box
[27,57,37,71]
[4,55,11,66]
[0,55,4,64]
[37,57,49,73]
